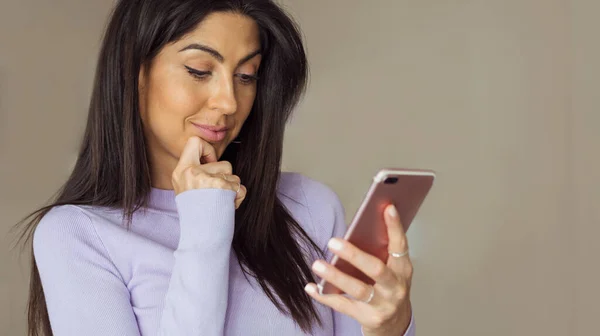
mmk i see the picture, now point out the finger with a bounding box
[385,204,409,258]
[176,137,219,169]
[311,260,374,302]
[211,177,242,193]
[234,185,247,209]
[176,136,202,168]
[384,204,414,280]
[198,138,218,164]
[225,174,241,184]
[201,161,233,175]
[327,238,398,288]
[304,283,361,321]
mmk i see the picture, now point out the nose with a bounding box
[207,75,237,115]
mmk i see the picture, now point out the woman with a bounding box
[18,0,415,335]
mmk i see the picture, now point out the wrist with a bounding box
[361,303,412,336]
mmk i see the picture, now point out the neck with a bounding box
[148,149,178,190]
[151,170,174,190]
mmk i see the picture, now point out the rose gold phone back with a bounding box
[319,169,435,295]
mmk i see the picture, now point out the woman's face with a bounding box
[139,12,261,186]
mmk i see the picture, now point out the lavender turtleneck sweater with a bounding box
[33,172,415,335]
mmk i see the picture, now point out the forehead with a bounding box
[174,12,261,56]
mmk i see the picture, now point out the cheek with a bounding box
[152,77,201,121]
[145,76,205,151]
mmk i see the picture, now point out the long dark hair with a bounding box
[15,1,324,334]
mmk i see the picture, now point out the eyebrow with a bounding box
[179,43,261,66]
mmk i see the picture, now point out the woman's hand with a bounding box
[172,136,247,209]
[304,204,413,336]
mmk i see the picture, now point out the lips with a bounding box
[191,123,229,142]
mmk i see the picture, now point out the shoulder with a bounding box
[34,205,94,246]
[279,172,343,209]
[33,204,128,278]
[278,172,346,247]
[33,204,112,260]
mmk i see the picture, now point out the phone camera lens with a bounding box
[384,177,398,184]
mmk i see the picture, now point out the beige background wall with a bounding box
[0,1,115,334]
[571,0,600,334]
[1,1,597,335]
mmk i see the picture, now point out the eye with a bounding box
[185,66,211,81]
[235,73,259,85]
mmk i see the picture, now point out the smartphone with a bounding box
[318,168,436,295]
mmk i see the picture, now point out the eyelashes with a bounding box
[235,73,259,85]
[184,65,258,85]
[184,66,211,79]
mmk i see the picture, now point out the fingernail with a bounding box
[327,238,343,251]
[387,205,398,218]
[312,261,327,273]
[304,284,316,294]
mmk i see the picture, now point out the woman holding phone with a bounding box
[17,1,415,335]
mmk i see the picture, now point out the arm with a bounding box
[34,189,236,336]
[159,189,236,335]
[34,206,142,336]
